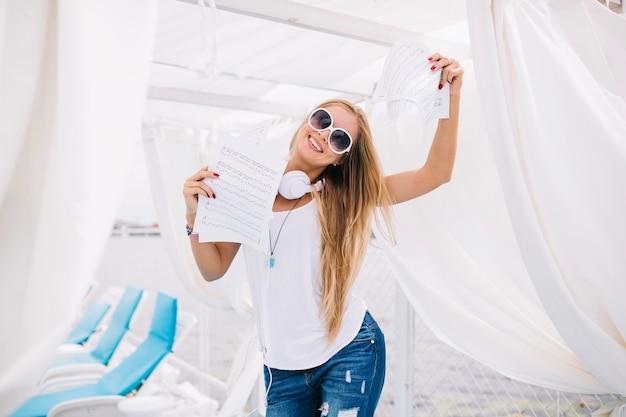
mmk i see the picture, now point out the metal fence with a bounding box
[99,233,615,417]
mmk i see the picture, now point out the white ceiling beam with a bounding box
[148,86,368,115]
[178,0,470,57]
[152,61,375,98]
[148,86,309,117]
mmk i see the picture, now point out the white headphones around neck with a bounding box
[278,171,322,200]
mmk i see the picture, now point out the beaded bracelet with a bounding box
[186,224,198,237]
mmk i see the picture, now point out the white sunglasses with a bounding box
[307,108,353,154]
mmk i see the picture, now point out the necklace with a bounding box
[269,196,303,268]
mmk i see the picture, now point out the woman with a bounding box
[183,53,463,417]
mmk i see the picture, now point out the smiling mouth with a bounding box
[308,136,323,152]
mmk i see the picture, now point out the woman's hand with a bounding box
[182,166,219,217]
[429,53,464,96]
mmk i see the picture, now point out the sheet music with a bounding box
[193,130,287,253]
[239,119,273,146]
[372,39,450,124]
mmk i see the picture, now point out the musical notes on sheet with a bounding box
[372,39,450,124]
[193,129,287,253]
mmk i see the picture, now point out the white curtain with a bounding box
[377,0,625,398]
[0,1,159,413]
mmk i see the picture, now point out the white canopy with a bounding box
[0,0,624,413]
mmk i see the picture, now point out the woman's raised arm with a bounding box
[385,54,463,204]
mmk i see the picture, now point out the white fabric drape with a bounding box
[0,1,158,413]
[378,0,625,397]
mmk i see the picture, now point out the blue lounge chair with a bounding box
[39,286,144,384]
[9,292,177,417]
[63,302,110,345]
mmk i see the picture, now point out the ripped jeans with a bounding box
[263,311,386,417]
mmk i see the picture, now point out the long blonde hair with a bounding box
[289,99,396,343]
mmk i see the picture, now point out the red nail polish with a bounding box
[214,173,220,177]
[430,65,437,71]
[438,83,443,90]
[428,56,433,61]
[212,193,216,199]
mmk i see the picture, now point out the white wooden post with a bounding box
[394,286,414,417]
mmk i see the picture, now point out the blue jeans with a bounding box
[263,311,386,417]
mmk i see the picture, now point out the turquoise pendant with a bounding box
[269,257,275,268]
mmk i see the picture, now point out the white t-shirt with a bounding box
[242,199,367,370]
